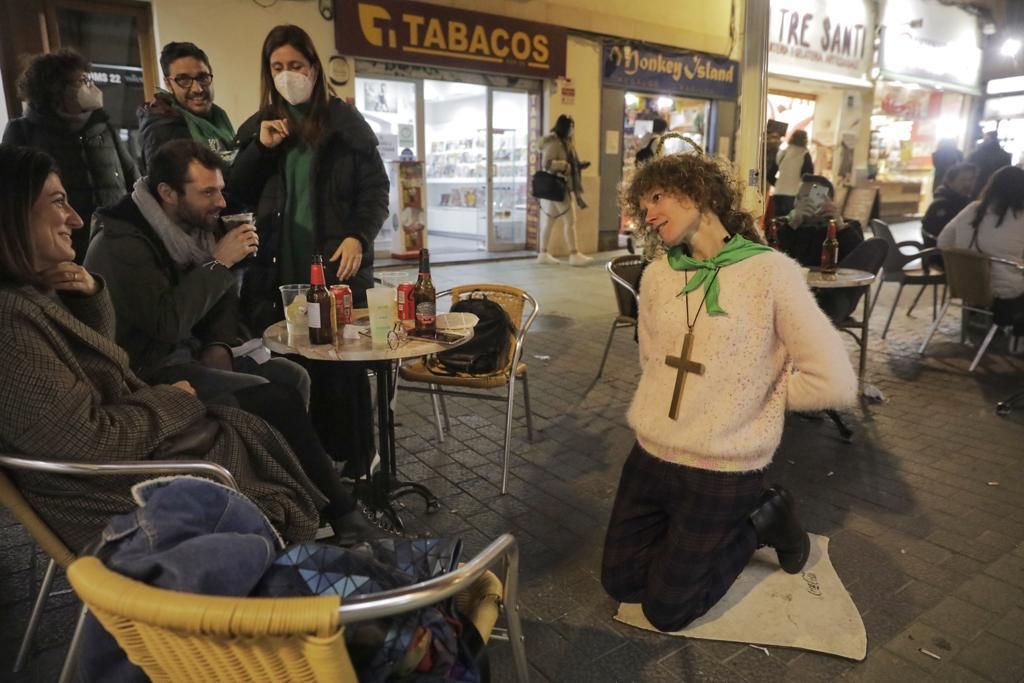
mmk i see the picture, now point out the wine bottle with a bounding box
[413,248,436,334]
[307,255,334,345]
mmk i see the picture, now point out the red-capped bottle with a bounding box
[820,219,839,274]
[306,255,334,344]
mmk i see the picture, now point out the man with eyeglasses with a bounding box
[137,42,237,174]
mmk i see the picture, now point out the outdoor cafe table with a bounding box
[263,314,474,531]
[806,267,877,381]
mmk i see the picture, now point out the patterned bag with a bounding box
[256,538,487,682]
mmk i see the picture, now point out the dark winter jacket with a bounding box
[136,91,236,175]
[2,105,138,260]
[921,185,972,247]
[85,194,243,381]
[968,141,1013,197]
[229,98,389,331]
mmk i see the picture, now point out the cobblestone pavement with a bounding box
[3,251,1023,682]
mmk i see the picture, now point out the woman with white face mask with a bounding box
[231,24,390,482]
[2,48,139,263]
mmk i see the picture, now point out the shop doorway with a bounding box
[356,73,536,259]
[622,91,710,171]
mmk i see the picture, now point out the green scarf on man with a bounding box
[166,91,237,154]
[667,234,773,315]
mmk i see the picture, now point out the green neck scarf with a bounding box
[166,91,236,152]
[667,234,772,315]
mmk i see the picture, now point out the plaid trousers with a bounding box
[601,442,764,632]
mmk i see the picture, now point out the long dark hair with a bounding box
[622,153,763,247]
[970,165,1024,230]
[258,25,332,148]
[0,145,58,287]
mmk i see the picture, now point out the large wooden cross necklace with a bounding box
[665,268,720,420]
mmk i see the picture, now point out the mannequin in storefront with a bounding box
[537,114,593,266]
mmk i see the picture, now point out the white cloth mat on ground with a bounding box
[614,534,866,660]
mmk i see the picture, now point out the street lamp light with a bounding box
[1001,38,1022,58]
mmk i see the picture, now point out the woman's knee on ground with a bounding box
[641,595,708,633]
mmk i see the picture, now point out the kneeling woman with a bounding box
[601,153,857,632]
[0,145,364,552]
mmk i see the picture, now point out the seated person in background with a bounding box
[921,163,976,269]
[86,139,310,405]
[777,175,863,267]
[0,144,370,551]
[938,165,1024,335]
[635,117,668,166]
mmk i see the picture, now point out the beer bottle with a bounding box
[306,255,334,344]
[413,248,436,333]
[820,219,839,274]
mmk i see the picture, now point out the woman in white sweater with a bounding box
[601,153,857,632]
[937,166,1024,334]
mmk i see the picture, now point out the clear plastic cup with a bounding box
[366,287,396,348]
[279,284,308,336]
[378,270,415,291]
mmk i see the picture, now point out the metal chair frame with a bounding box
[0,453,236,682]
[868,219,946,338]
[399,286,538,494]
[594,255,645,384]
[67,533,528,683]
[918,249,1024,372]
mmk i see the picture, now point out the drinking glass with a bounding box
[279,284,308,336]
[221,212,254,228]
[366,287,397,348]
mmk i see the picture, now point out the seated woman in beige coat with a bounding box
[0,144,372,552]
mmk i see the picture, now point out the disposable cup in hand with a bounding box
[222,212,255,229]
[366,287,396,348]
[280,284,308,336]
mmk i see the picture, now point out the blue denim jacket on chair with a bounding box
[77,476,283,682]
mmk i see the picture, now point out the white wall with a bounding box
[541,35,600,255]
[151,0,337,127]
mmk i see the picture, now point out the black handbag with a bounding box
[531,170,567,202]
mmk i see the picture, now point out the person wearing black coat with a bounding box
[2,48,138,262]
[921,163,976,266]
[968,131,1012,198]
[229,24,389,476]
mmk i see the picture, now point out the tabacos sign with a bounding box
[334,0,567,79]
[602,41,739,100]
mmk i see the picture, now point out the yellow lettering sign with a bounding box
[449,20,468,52]
[532,35,549,63]
[468,25,491,56]
[359,4,392,47]
[423,17,446,50]
[491,27,509,57]
[402,13,425,45]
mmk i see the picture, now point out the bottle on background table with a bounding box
[820,219,839,275]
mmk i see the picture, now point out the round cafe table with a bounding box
[805,267,877,443]
[264,314,474,531]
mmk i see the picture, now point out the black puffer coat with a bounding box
[230,98,389,332]
[2,106,138,261]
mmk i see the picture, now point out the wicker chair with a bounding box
[919,248,1024,371]
[0,454,237,681]
[398,285,538,495]
[66,533,528,683]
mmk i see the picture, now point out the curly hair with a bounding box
[16,49,89,115]
[621,153,762,254]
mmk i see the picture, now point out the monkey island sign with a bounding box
[335,0,567,79]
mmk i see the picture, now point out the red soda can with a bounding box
[397,283,416,321]
[330,285,353,325]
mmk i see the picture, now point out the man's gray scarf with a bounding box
[131,178,217,268]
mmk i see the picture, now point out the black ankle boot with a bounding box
[749,487,810,574]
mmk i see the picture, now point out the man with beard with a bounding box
[137,42,237,174]
[85,140,310,403]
